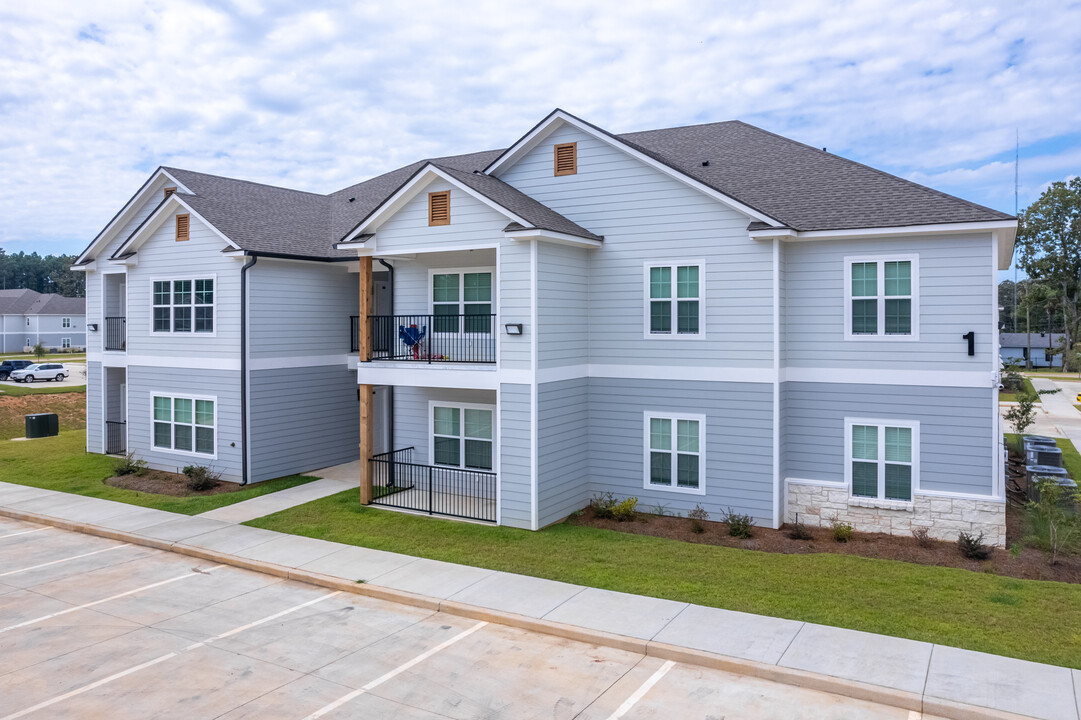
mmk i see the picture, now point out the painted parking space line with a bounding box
[0,590,343,720]
[0,544,129,578]
[605,660,676,720]
[0,565,226,634]
[301,620,489,720]
[0,527,50,541]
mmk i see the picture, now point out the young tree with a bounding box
[1017,177,1081,371]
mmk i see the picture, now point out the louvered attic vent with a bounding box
[164,186,177,198]
[428,190,450,226]
[175,214,190,242]
[554,142,577,176]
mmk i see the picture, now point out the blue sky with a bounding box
[0,0,1078,279]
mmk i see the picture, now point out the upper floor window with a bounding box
[153,278,214,333]
[554,142,577,176]
[428,191,450,226]
[25,317,30,326]
[431,403,494,470]
[62,317,71,328]
[844,255,919,340]
[644,412,705,494]
[432,270,493,333]
[645,262,702,337]
[846,418,919,502]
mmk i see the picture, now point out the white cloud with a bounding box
[0,0,1078,255]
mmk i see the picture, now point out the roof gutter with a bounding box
[239,253,258,485]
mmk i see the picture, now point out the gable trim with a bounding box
[484,109,785,227]
[111,195,240,258]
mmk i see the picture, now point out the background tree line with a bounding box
[0,249,84,297]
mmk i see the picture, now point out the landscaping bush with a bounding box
[687,504,709,533]
[589,493,638,521]
[830,517,854,543]
[610,496,639,522]
[911,526,933,548]
[1001,362,1024,392]
[1004,391,1038,437]
[1027,478,1081,565]
[182,465,222,492]
[721,508,753,538]
[113,453,147,477]
[957,531,992,560]
[787,514,813,540]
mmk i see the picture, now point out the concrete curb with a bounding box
[0,504,1044,720]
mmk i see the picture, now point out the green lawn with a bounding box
[1,430,317,515]
[999,377,1039,402]
[247,490,1081,669]
[0,384,86,398]
[0,352,86,361]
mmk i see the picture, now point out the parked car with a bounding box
[10,363,67,383]
[0,360,33,381]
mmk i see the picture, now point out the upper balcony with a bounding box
[103,273,127,352]
[353,313,496,364]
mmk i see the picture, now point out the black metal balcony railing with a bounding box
[350,315,360,353]
[365,314,496,364]
[105,421,126,454]
[370,447,496,522]
[104,317,126,351]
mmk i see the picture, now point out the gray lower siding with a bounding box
[249,366,359,483]
[86,362,103,452]
[588,378,775,524]
[499,383,532,529]
[783,382,995,496]
[537,378,589,526]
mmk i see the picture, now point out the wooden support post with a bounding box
[358,257,373,505]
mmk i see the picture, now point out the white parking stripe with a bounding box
[0,565,226,634]
[605,660,676,720]
[301,621,489,720]
[0,527,50,541]
[0,590,343,720]
[0,544,129,577]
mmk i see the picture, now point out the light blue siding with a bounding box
[390,249,497,316]
[537,243,588,369]
[499,383,532,529]
[391,386,496,465]
[783,382,995,496]
[374,180,508,252]
[499,241,531,370]
[784,234,994,370]
[86,362,103,453]
[588,378,775,523]
[498,123,774,369]
[537,378,589,526]
[249,366,359,482]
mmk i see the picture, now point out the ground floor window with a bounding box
[61,338,71,349]
[644,412,705,493]
[153,394,216,456]
[846,418,919,501]
[431,403,494,470]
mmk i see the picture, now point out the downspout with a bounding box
[239,253,258,484]
[378,258,395,452]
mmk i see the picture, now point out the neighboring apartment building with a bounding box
[77,109,1015,545]
[0,289,85,353]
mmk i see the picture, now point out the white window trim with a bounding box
[844,417,920,501]
[61,338,71,349]
[642,260,706,340]
[642,411,707,495]
[150,391,218,460]
[843,254,919,341]
[24,338,30,347]
[62,317,71,328]
[149,274,218,337]
[427,400,497,471]
[25,318,30,326]
[426,266,496,337]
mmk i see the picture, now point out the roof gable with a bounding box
[110,194,240,258]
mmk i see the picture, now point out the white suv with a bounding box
[10,363,67,383]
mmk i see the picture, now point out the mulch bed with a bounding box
[105,470,240,497]
[569,502,1081,584]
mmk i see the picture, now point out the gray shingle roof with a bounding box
[0,289,84,315]
[1000,333,1066,349]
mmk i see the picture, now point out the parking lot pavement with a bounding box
[0,517,924,720]
[0,362,86,390]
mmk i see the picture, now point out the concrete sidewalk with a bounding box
[197,476,353,524]
[1031,377,1081,450]
[0,480,1077,720]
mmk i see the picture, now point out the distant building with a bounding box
[1000,332,1065,368]
[0,289,86,353]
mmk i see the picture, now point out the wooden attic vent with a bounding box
[428,190,450,226]
[175,214,190,242]
[554,142,577,176]
[164,186,177,198]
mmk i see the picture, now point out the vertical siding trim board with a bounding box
[772,238,781,528]
[530,239,539,530]
[495,385,502,525]
[991,233,1004,499]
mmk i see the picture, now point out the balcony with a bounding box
[355,314,497,364]
[104,317,126,351]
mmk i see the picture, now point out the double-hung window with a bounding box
[61,338,71,349]
[432,271,492,334]
[431,403,494,470]
[646,262,702,336]
[153,395,216,456]
[644,412,705,493]
[845,256,918,339]
[846,419,918,502]
[153,278,214,333]
[62,317,71,328]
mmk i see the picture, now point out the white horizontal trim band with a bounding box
[784,477,1002,502]
[249,354,352,371]
[782,367,993,388]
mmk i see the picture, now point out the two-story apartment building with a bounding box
[77,110,1014,545]
[0,289,86,352]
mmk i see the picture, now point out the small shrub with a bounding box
[787,514,813,540]
[688,504,709,533]
[1009,542,1024,558]
[1038,388,1061,396]
[32,341,46,360]
[911,526,933,548]
[1004,391,1038,436]
[113,453,147,477]
[957,530,992,560]
[652,503,671,517]
[830,517,854,543]
[1027,478,1081,565]
[589,492,619,519]
[721,507,754,538]
[182,465,222,492]
[610,496,639,522]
